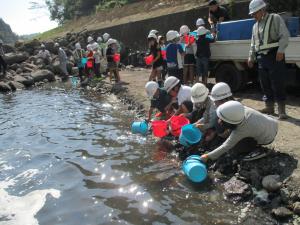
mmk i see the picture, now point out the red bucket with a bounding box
[170,116,190,137]
[152,120,168,138]
[86,60,93,68]
[161,50,167,60]
[113,53,120,62]
[144,55,154,65]
[184,34,195,45]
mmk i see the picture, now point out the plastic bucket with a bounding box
[144,55,154,65]
[184,35,195,45]
[152,120,168,138]
[70,76,78,87]
[81,57,88,65]
[86,60,93,68]
[161,50,167,60]
[182,155,207,183]
[131,121,148,135]
[170,116,190,137]
[113,53,120,62]
[179,124,202,147]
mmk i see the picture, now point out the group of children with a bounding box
[147,17,215,87]
[73,33,121,83]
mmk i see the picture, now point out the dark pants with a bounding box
[257,50,286,103]
[167,67,183,84]
[0,55,7,75]
[78,67,84,82]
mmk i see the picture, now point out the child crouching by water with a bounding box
[106,38,121,83]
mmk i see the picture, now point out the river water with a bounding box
[0,86,242,225]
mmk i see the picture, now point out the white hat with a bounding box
[145,81,159,98]
[97,36,103,42]
[180,25,190,35]
[164,76,180,93]
[149,29,159,35]
[211,82,232,101]
[249,0,267,15]
[197,26,209,36]
[41,44,46,48]
[147,33,157,40]
[196,18,205,26]
[107,38,117,46]
[191,83,209,103]
[103,33,110,42]
[217,101,245,124]
[87,36,94,43]
[166,30,176,41]
[75,43,81,49]
[54,42,60,47]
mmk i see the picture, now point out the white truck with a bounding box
[210,37,300,91]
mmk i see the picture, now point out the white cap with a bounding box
[217,101,245,124]
[166,30,175,41]
[180,25,190,35]
[147,33,157,40]
[107,38,117,46]
[54,42,60,47]
[196,18,205,26]
[87,36,94,43]
[191,83,209,103]
[103,33,110,42]
[41,44,46,48]
[145,81,159,98]
[164,76,180,93]
[211,82,232,101]
[249,0,267,15]
[97,36,103,42]
[75,43,81,49]
[197,26,209,36]
[149,29,159,35]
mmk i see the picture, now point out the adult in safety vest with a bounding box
[247,0,290,119]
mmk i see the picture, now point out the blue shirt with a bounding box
[166,43,184,66]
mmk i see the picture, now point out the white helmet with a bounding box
[196,18,205,26]
[87,36,94,43]
[147,33,157,40]
[149,29,159,35]
[197,26,209,36]
[164,76,180,93]
[166,30,177,41]
[249,0,267,15]
[97,36,103,42]
[41,44,46,48]
[75,42,81,49]
[145,81,159,98]
[103,33,110,42]
[180,25,190,35]
[191,83,209,103]
[54,42,60,47]
[217,101,245,125]
[211,82,232,101]
[107,38,117,46]
[0,39,3,44]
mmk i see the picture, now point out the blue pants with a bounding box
[196,57,209,77]
[257,51,286,103]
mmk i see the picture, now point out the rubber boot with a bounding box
[259,102,275,115]
[278,102,288,120]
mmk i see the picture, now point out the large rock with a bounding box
[31,70,55,83]
[8,81,25,90]
[44,41,55,53]
[223,177,252,202]
[293,202,300,215]
[3,44,16,53]
[14,74,34,87]
[0,82,12,92]
[262,175,282,192]
[272,207,293,219]
[4,52,29,65]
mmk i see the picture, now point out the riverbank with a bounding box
[94,68,300,223]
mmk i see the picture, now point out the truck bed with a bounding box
[210,37,300,64]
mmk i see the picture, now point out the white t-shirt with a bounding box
[177,85,192,105]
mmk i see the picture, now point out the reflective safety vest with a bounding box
[257,14,279,52]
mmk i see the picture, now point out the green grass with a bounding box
[35,26,66,41]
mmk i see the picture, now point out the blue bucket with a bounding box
[131,121,148,135]
[69,76,78,87]
[182,155,207,183]
[179,124,202,147]
[81,57,88,65]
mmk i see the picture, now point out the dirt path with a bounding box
[119,68,300,187]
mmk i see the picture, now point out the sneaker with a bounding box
[242,148,270,161]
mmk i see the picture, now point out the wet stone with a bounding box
[293,202,300,215]
[223,176,252,202]
[262,175,282,192]
[272,207,293,219]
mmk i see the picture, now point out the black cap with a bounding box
[209,0,218,6]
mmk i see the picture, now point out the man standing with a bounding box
[37,44,52,65]
[55,43,69,80]
[0,39,7,77]
[247,0,290,119]
[208,0,230,31]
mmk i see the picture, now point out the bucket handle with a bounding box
[183,155,205,166]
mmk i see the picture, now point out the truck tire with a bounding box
[215,63,242,92]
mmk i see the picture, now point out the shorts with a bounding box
[184,54,196,65]
[107,61,117,70]
[196,57,209,77]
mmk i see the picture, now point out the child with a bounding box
[195,26,215,86]
[86,46,94,79]
[93,46,102,77]
[180,25,196,86]
[166,30,185,83]
[73,43,86,82]
[106,38,121,83]
[158,35,167,81]
[147,33,164,87]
